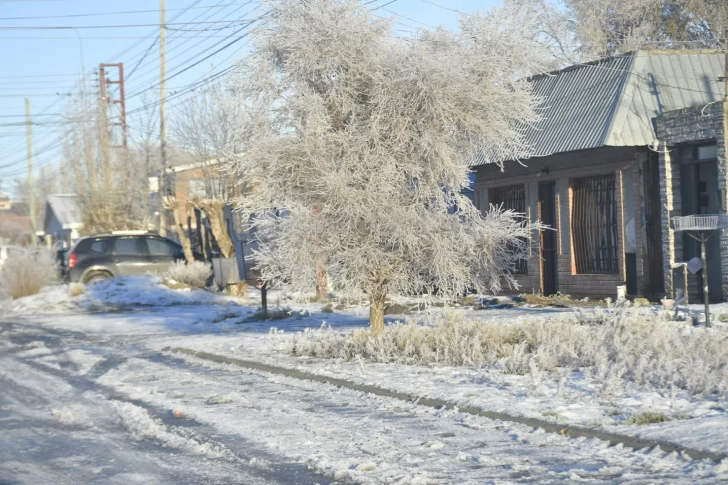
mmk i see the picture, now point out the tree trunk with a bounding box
[201,201,235,258]
[194,208,204,259]
[316,256,328,300]
[171,207,195,263]
[261,281,268,313]
[202,214,211,260]
[369,292,386,334]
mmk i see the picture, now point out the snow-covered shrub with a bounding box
[291,309,728,398]
[165,261,212,288]
[0,247,59,299]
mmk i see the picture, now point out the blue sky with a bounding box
[0,0,498,189]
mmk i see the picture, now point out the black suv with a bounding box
[65,232,188,284]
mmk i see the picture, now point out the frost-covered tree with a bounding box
[228,0,550,332]
[565,0,728,55]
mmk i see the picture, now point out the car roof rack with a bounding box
[92,230,161,236]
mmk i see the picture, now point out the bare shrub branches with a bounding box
[0,247,59,299]
[165,260,212,288]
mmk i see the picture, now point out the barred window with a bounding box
[489,184,527,274]
[571,174,619,274]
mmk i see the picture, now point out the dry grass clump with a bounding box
[625,411,671,425]
[0,247,59,299]
[165,261,212,288]
[291,308,728,397]
[69,283,85,297]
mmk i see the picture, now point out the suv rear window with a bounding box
[146,237,175,257]
[89,240,109,254]
[113,237,143,256]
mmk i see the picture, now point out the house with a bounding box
[38,194,83,246]
[0,194,11,212]
[0,213,32,245]
[472,50,725,301]
[167,158,235,202]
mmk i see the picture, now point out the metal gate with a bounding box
[539,182,558,296]
[643,155,665,301]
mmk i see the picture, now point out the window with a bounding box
[697,144,717,160]
[113,237,142,256]
[189,180,207,198]
[489,184,527,274]
[89,240,108,254]
[146,238,174,257]
[571,174,619,274]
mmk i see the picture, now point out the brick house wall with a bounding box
[172,166,207,202]
[473,146,645,299]
[656,103,727,300]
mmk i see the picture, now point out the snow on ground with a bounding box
[3,321,726,485]
[0,276,242,315]
[4,276,728,483]
[153,319,728,457]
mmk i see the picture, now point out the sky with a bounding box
[0,0,497,193]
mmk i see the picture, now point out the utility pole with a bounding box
[723,29,727,178]
[159,0,168,236]
[99,63,128,150]
[24,98,37,246]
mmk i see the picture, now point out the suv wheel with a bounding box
[85,272,112,284]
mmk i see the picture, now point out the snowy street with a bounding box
[0,318,330,485]
[2,290,727,484]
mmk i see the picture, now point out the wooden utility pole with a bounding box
[25,98,36,245]
[159,0,168,236]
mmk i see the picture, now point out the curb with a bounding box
[162,346,727,463]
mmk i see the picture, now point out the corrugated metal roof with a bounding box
[474,50,725,165]
[607,51,725,146]
[527,54,633,157]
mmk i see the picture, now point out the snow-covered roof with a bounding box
[167,158,221,174]
[474,50,725,164]
[45,194,83,230]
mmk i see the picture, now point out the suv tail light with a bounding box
[69,253,77,269]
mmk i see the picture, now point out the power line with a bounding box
[0,19,255,30]
[0,2,229,177]
[0,34,257,39]
[126,13,262,99]
[0,2,218,171]
[416,0,458,13]
[126,0,252,81]
[0,3,249,20]
[103,0,204,64]
[0,73,77,79]
[124,0,255,87]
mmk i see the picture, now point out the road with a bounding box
[0,309,725,484]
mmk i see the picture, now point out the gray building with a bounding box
[473,50,725,301]
[38,194,83,247]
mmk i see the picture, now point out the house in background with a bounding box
[0,213,32,245]
[473,50,725,301]
[37,194,83,247]
[0,194,11,213]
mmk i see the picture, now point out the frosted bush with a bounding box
[0,247,59,299]
[165,261,212,288]
[291,309,728,398]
